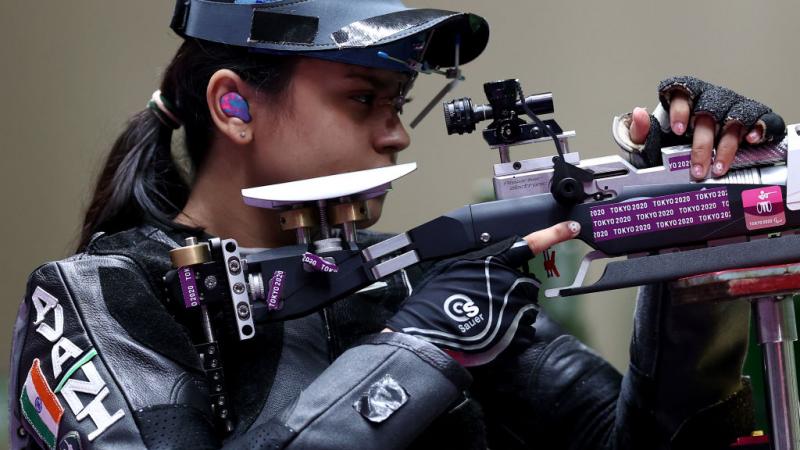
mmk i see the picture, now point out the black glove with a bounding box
[386,238,539,367]
[613,75,786,168]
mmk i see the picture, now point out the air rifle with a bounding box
[165,79,800,344]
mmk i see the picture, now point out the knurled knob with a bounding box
[169,237,211,268]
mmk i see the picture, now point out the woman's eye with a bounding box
[351,94,375,106]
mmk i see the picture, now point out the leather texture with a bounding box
[9,227,471,449]
[10,224,754,449]
[11,255,211,449]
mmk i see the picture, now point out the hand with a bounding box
[621,76,785,178]
[385,221,580,367]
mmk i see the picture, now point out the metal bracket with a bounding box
[362,233,420,279]
[220,239,255,340]
[362,233,412,261]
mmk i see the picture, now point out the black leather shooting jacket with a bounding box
[10,224,755,449]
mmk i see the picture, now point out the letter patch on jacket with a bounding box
[24,285,125,446]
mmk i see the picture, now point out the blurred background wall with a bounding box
[2,0,799,440]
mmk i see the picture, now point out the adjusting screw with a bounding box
[233,282,245,295]
[236,301,251,320]
[228,257,241,275]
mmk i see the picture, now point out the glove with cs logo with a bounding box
[386,238,539,367]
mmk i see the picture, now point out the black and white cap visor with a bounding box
[171,0,489,69]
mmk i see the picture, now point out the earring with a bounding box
[239,131,247,138]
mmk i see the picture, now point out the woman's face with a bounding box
[246,58,412,186]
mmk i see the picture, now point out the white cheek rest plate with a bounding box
[242,162,418,209]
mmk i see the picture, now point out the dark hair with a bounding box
[78,39,297,251]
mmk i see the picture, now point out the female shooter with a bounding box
[9,1,785,448]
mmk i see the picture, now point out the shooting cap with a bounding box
[170,0,489,73]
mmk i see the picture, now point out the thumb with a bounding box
[629,107,650,145]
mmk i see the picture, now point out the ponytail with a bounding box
[78,110,188,250]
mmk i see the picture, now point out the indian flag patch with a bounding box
[20,358,64,449]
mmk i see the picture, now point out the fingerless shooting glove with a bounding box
[387,238,539,367]
[614,75,786,168]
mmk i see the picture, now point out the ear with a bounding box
[207,69,257,145]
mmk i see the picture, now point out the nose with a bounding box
[372,108,411,155]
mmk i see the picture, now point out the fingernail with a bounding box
[568,221,581,235]
[712,161,725,176]
[672,122,686,135]
[692,164,705,178]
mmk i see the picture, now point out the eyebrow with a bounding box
[345,73,407,92]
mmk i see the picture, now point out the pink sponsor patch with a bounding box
[178,266,200,309]
[302,252,339,273]
[267,271,285,311]
[667,154,692,172]
[742,186,786,231]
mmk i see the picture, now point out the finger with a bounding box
[669,92,691,135]
[524,221,580,253]
[712,122,743,177]
[726,102,783,144]
[691,114,716,180]
[745,127,763,144]
[629,107,650,145]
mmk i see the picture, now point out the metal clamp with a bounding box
[220,239,255,340]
